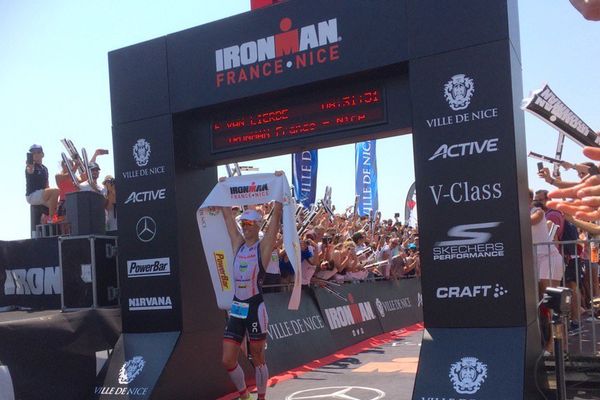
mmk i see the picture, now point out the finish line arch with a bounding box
[97,1,541,399]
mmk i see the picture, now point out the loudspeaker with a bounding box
[66,191,106,235]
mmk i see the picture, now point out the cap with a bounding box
[88,162,100,170]
[407,243,417,250]
[29,144,43,152]
[239,209,263,222]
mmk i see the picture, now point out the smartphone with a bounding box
[537,162,544,172]
[99,149,109,155]
[394,212,400,218]
[26,152,33,164]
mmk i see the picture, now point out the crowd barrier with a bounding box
[533,239,600,357]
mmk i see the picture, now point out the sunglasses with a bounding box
[240,220,257,227]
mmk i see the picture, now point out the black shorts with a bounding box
[224,294,268,344]
[564,258,586,284]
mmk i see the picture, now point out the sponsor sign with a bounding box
[412,327,525,400]
[212,251,232,291]
[429,181,502,205]
[127,258,171,278]
[121,139,167,180]
[136,216,157,243]
[372,279,422,332]
[124,189,166,204]
[432,222,504,261]
[428,138,499,161]
[435,284,508,299]
[128,296,173,311]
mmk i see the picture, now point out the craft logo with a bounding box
[127,257,171,278]
[133,139,151,167]
[213,251,232,291]
[449,357,488,394]
[230,182,269,199]
[125,188,167,204]
[436,284,508,299]
[444,74,475,111]
[128,296,172,311]
[433,222,504,261]
[323,293,376,330]
[3,266,61,295]
[122,138,166,180]
[425,74,498,129]
[215,17,341,87]
[428,138,499,161]
[94,356,150,396]
[429,181,502,205]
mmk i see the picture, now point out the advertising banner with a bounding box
[372,279,423,332]
[522,84,598,147]
[0,238,60,310]
[292,150,318,208]
[264,289,335,374]
[313,281,383,349]
[413,327,526,400]
[355,140,378,217]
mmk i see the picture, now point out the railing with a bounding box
[533,239,600,357]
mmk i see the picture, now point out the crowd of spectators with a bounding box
[25,144,117,232]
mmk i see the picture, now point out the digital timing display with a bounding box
[211,86,387,152]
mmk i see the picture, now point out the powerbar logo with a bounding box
[323,301,376,330]
[429,138,498,161]
[215,17,340,87]
[433,222,504,261]
[127,257,170,278]
[213,251,231,291]
[128,296,172,311]
[230,182,269,199]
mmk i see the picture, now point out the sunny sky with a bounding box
[1,0,599,240]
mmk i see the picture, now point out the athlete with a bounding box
[220,173,283,400]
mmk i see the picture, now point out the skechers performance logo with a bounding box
[127,258,171,278]
[433,222,504,261]
[128,296,172,311]
[429,138,498,161]
[215,17,340,87]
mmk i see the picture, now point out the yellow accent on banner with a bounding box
[213,251,232,291]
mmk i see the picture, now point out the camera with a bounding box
[537,161,544,172]
[103,178,115,186]
[542,287,572,316]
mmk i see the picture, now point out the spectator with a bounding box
[103,175,117,231]
[55,159,79,220]
[25,144,59,223]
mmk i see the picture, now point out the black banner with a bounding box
[522,84,598,147]
[0,238,60,310]
[313,281,384,349]
[413,327,526,400]
[264,289,336,373]
[94,332,179,399]
[372,279,423,332]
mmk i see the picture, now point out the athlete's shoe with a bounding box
[238,394,252,400]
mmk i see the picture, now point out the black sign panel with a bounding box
[411,40,527,328]
[412,327,526,400]
[0,238,60,310]
[373,279,423,332]
[113,115,181,333]
[264,289,336,373]
[94,332,179,399]
[313,282,384,349]
[166,0,408,111]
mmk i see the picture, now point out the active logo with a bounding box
[433,222,504,261]
[436,284,508,299]
[429,181,502,205]
[428,138,499,161]
[136,216,156,243]
[128,296,172,311]
[125,188,166,204]
[118,356,145,384]
[444,74,475,111]
[449,357,488,394]
[215,17,341,87]
[127,257,171,278]
[213,251,231,291]
[133,139,151,167]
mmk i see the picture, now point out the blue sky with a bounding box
[1,1,599,240]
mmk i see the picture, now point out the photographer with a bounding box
[25,144,59,223]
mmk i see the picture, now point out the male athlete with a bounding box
[220,173,283,400]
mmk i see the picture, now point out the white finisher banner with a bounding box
[196,173,302,311]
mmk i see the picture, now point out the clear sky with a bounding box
[1,1,599,241]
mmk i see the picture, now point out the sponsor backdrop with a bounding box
[104,0,538,397]
[292,150,318,208]
[0,238,60,310]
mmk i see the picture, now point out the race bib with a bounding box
[230,301,250,319]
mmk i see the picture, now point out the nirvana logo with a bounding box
[450,357,488,394]
[444,74,475,111]
[215,17,340,87]
[128,296,172,311]
[230,182,269,199]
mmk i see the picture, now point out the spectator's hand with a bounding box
[538,167,554,184]
[94,149,109,157]
[218,176,227,182]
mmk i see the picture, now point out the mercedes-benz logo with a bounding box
[136,216,156,242]
[286,386,385,400]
